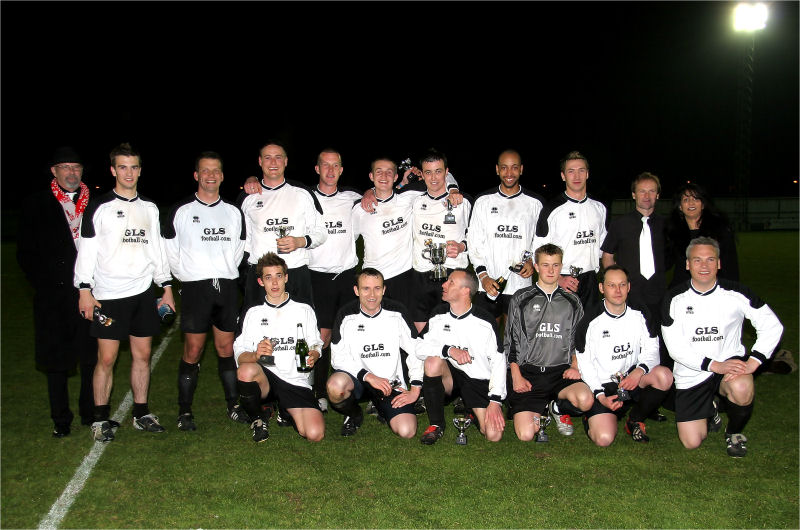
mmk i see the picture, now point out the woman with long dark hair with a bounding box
[667,182,739,287]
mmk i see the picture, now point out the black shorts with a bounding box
[473,291,512,319]
[507,364,584,415]
[410,268,455,322]
[447,363,490,410]
[674,373,723,423]
[383,269,415,317]
[310,267,357,329]
[334,370,416,422]
[261,366,320,411]
[180,278,239,334]
[91,287,160,340]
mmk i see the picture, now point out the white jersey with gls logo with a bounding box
[239,179,327,269]
[411,191,472,272]
[351,190,421,280]
[468,186,544,296]
[309,187,362,274]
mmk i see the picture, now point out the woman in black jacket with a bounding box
[667,182,740,288]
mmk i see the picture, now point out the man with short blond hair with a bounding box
[662,237,783,457]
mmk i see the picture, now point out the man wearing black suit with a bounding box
[17,147,97,437]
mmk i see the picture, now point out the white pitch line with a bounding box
[38,319,180,530]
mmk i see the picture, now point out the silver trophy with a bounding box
[610,372,631,401]
[421,238,448,281]
[453,414,472,445]
[93,306,114,327]
[509,250,533,274]
[569,265,583,278]
[258,337,278,367]
[535,414,552,443]
[443,198,456,225]
[276,226,290,254]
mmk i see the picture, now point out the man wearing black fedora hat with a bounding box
[17,146,98,438]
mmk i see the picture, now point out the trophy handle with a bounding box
[422,248,431,261]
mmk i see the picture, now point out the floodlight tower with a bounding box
[732,2,768,231]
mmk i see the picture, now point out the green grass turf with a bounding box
[2,233,798,529]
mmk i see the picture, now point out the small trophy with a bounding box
[276,226,289,254]
[569,265,583,278]
[421,238,448,281]
[93,306,113,327]
[509,250,533,274]
[453,414,472,445]
[610,372,631,401]
[443,198,456,225]
[258,337,278,367]
[535,414,552,443]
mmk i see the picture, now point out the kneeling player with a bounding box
[417,269,506,445]
[662,237,783,457]
[576,265,673,445]
[505,244,594,441]
[233,253,324,443]
[326,268,422,439]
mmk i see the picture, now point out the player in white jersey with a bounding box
[326,268,422,438]
[576,266,673,445]
[410,149,472,332]
[416,269,506,444]
[351,158,421,313]
[535,151,608,309]
[469,149,545,326]
[164,152,248,431]
[662,237,783,457]
[307,149,362,413]
[238,141,327,314]
[75,143,175,442]
[234,252,324,443]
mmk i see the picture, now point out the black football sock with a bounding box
[724,400,754,434]
[629,387,668,423]
[132,403,150,419]
[178,360,200,415]
[556,398,584,417]
[330,393,360,418]
[237,380,265,421]
[217,356,239,408]
[423,375,446,428]
[94,404,111,422]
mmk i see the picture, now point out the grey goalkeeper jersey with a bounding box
[504,283,584,367]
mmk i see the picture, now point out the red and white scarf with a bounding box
[50,178,90,245]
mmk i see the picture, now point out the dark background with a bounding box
[2,1,797,212]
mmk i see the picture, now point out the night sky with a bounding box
[2,1,798,213]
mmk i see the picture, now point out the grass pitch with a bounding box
[2,232,798,529]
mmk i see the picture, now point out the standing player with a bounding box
[468,149,545,326]
[662,237,783,457]
[409,149,472,332]
[234,253,324,443]
[239,140,327,313]
[416,269,506,444]
[326,268,422,439]
[164,152,248,430]
[18,147,97,437]
[505,244,593,441]
[307,149,362,412]
[535,151,608,309]
[576,265,673,445]
[75,142,175,442]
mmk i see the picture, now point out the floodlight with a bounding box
[733,3,768,32]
